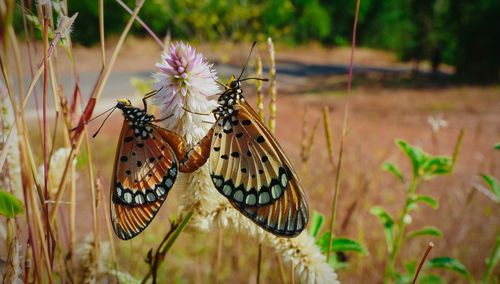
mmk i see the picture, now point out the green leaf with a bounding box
[406,226,443,239]
[370,206,394,253]
[418,274,445,284]
[383,162,405,183]
[480,174,500,202]
[309,211,325,238]
[397,140,427,178]
[316,233,367,255]
[404,260,417,276]
[420,156,452,178]
[394,271,412,284]
[494,143,500,150]
[425,257,472,279]
[409,195,439,210]
[331,237,368,254]
[0,190,24,218]
[316,232,331,253]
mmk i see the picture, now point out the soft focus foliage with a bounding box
[0,190,24,218]
[17,0,491,81]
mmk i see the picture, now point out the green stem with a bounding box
[384,177,419,283]
[482,234,500,283]
[142,211,193,284]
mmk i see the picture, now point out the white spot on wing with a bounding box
[234,190,244,202]
[135,193,145,205]
[123,191,133,204]
[258,192,270,204]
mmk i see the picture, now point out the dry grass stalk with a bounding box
[300,106,310,168]
[267,37,277,132]
[302,117,321,165]
[322,106,334,165]
[326,0,361,262]
[255,55,265,121]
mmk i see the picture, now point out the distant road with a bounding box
[21,61,444,118]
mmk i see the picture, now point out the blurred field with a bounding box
[50,39,500,283]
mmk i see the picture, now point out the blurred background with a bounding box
[64,0,497,82]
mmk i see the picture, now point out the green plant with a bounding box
[0,189,23,218]
[372,139,471,283]
[477,144,500,284]
[309,211,367,269]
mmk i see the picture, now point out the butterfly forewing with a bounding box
[209,99,309,237]
[110,122,178,240]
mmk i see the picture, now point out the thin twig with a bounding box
[451,128,465,172]
[326,0,361,261]
[267,37,277,132]
[411,242,434,284]
[99,0,106,65]
[115,0,164,49]
[255,55,264,121]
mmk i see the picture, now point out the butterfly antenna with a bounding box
[239,77,269,82]
[237,41,257,81]
[69,106,116,131]
[92,107,117,138]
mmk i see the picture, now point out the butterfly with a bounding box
[109,93,211,240]
[186,43,309,237]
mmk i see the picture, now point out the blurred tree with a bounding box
[444,0,500,82]
[13,0,497,82]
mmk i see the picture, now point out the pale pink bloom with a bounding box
[152,42,219,144]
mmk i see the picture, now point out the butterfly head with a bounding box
[116,99,132,110]
[228,78,241,89]
[115,99,155,137]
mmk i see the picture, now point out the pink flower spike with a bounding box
[152,42,220,145]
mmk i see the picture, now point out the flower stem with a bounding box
[384,176,419,283]
[142,211,193,284]
[482,234,500,283]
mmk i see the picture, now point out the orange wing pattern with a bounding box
[110,122,178,240]
[208,100,309,237]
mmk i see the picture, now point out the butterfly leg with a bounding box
[142,88,163,111]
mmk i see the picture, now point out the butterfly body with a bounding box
[116,100,155,140]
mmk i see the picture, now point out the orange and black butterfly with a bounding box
[188,43,309,237]
[108,94,209,240]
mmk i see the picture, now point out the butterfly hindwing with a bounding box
[110,122,178,240]
[209,99,309,237]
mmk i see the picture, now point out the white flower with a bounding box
[37,148,77,196]
[152,42,219,145]
[0,81,22,200]
[427,115,448,133]
[56,13,78,39]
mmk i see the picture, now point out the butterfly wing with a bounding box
[110,122,178,240]
[209,100,308,237]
